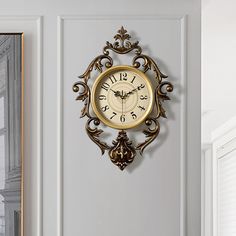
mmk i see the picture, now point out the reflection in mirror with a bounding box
[0,34,23,236]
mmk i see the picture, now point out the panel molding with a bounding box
[57,15,63,236]
[57,15,187,236]
[180,15,187,236]
[36,16,43,236]
[0,15,43,236]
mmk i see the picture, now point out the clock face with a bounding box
[91,66,154,129]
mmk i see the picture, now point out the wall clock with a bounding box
[73,27,173,170]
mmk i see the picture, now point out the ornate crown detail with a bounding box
[103,26,142,55]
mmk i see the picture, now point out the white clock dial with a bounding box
[91,66,154,129]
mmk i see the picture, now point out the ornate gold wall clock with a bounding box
[73,27,173,170]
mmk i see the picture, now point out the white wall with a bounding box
[202,2,236,235]
[0,1,201,236]
[202,0,236,143]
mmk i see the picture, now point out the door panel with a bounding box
[61,16,184,236]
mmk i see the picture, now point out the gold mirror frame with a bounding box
[0,33,24,235]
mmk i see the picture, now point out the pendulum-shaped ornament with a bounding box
[109,131,136,170]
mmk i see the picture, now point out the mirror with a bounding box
[0,33,23,236]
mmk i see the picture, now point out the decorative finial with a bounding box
[103,26,142,55]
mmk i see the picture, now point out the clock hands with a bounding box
[121,90,124,119]
[110,88,122,97]
[110,88,127,99]
[126,88,137,96]
[110,84,145,100]
[125,84,145,97]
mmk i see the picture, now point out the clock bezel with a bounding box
[91,65,154,130]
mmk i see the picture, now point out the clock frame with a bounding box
[73,26,173,170]
[91,65,154,130]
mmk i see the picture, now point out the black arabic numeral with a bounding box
[110,112,117,119]
[101,82,110,91]
[131,111,137,119]
[101,105,109,112]
[120,114,125,122]
[138,84,145,90]
[131,76,136,84]
[138,105,145,111]
[120,72,127,81]
[140,95,148,100]
[98,95,106,100]
[109,75,117,84]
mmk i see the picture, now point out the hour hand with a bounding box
[110,88,121,97]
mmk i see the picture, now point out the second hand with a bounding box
[121,90,124,117]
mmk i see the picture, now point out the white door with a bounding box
[0,1,201,236]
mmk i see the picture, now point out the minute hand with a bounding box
[126,84,145,96]
[126,88,137,96]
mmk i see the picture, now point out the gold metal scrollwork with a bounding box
[73,26,173,170]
